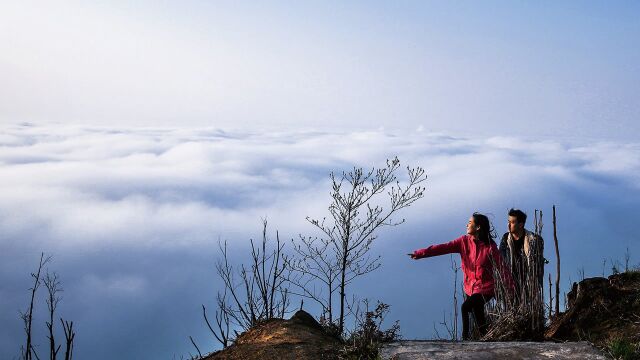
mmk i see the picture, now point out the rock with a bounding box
[203,310,341,360]
[289,309,323,331]
[545,272,640,345]
[381,341,607,360]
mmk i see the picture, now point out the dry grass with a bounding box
[482,212,546,341]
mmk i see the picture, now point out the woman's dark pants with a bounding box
[461,293,492,340]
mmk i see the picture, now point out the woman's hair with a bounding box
[472,212,496,244]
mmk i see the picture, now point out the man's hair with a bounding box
[508,208,527,224]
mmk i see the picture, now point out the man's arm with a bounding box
[499,233,509,263]
[536,234,545,285]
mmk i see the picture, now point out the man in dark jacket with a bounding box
[499,209,545,305]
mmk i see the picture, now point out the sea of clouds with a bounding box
[1,123,639,359]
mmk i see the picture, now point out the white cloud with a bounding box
[1,124,638,251]
[1,123,639,359]
[82,273,148,297]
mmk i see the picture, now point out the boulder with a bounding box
[545,272,640,345]
[203,310,341,360]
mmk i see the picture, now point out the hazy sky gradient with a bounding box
[1,1,639,139]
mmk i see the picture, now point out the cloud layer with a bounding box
[1,123,639,359]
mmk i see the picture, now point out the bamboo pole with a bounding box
[553,205,560,315]
[548,273,553,319]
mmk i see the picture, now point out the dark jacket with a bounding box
[499,230,544,287]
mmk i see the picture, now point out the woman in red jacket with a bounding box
[409,212,513,340]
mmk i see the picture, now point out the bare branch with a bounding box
[188,336,202,359]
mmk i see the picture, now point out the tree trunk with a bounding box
[328,276,333,323]
[338,244,348,334]
[338,207,352,334]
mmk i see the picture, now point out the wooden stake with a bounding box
[548,273,553,319]
[553,205,560,315]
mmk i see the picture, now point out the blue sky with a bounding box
[1,2,640,359]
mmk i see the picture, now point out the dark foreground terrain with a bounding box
[204,272,639,359]
[546,271,640,347]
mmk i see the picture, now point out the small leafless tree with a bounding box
[450,255,460,340]
[207,219,291,348]
[20,254,75,360]
[432,310,458,341]
[302,157,427,334]
[21,253,51,360]
[60,320,75,360]
[44,272,62,360]
[577,267,585,282]
[610,258,622,275]
[625,247,630,273]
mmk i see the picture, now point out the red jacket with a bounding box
[413,235,514,297]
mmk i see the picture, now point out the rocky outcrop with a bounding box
[203,310,341,360]
[545,272,640,345]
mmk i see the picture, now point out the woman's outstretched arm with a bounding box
[411,236,464,259]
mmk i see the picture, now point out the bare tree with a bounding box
[21,253,51,360]
[624,247,630,273]
[44,272,62,360]
[20,254,76,360]
[60,319,75,360]
[577,267,585,282]
[208,219,291,348]
[302,157,427,334]
[450,255,460,340]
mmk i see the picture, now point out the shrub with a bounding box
[608,338,639,360]
[340,301,400,360]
